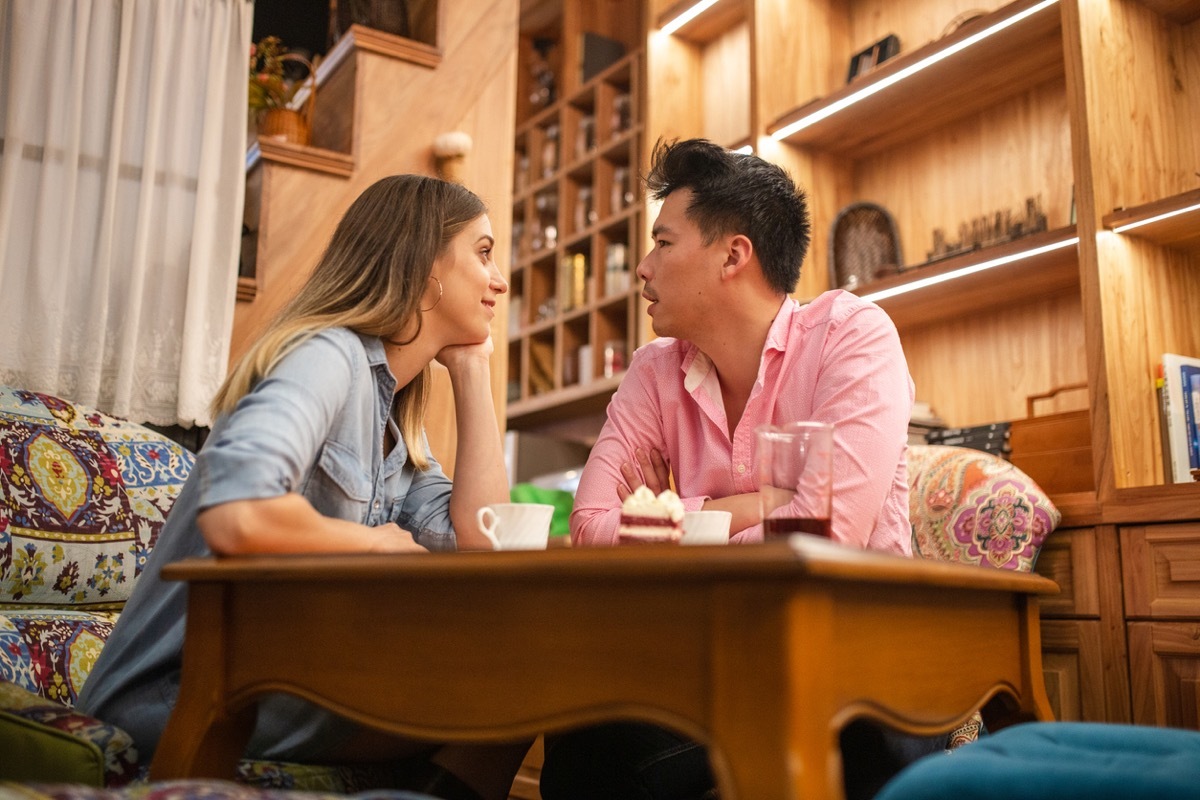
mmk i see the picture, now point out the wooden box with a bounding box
[1010,387,1094,495]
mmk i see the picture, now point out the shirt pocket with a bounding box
[310,440,373,522]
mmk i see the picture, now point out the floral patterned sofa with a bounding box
[0,387,414,791]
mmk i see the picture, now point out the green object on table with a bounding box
[510,483,574,537]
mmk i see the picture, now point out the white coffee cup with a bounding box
[475,503,555,550]
[681,510,732,545]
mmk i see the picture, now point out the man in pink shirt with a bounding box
[570,141,913,552]
[541,139,920,800]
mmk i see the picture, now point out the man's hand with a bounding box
[617,447,672,501]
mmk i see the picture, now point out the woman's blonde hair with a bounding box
[211,175,486,469]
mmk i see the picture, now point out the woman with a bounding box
[78,175,525,800]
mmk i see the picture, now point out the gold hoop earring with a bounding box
[421,276,443,312]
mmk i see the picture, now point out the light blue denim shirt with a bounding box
[78,328,458,763]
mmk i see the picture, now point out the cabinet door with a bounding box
[1121,523,1200,619]
[1128,621,1200,730]
[1036,527,1101,617]
[1040,619,1129,723]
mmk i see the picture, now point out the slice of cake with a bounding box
[618,485,684,544]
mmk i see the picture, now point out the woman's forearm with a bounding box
[198,494,424,554]
[444,357,510,549]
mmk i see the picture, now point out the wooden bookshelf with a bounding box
[508,7,645,425]
[766,0,1064,156]
[855,226,1080,332]
[1102,188,1200,255]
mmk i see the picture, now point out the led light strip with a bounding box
[859,235,1079,303]
[659,0,722,36]
[771,0,1059,141]
[1111,202,1200,233]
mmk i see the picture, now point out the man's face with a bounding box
[637,188,725,340]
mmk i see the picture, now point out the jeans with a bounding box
[540,720,946,800]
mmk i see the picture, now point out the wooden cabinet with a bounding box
[507,2,646,430]
[1123,522,1200,728]
[1035,526,1131,722]
[1033,521,1200,729]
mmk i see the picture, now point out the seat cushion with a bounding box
[907,444,1060,571]
[0,386,194,611]
[0,678,139,786]
[875,722,1200,800]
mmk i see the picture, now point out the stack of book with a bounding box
[908,400,946,446]
[925,421,1012,459]
[1158,353,1200,484]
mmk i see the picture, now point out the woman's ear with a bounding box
[720,234,754,280]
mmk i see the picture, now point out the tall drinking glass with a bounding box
[756,422,835,539]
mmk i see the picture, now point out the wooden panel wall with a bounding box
[853,78,1074,268]
[233,0,519,476]
[1068,0,1200,489]
[903,291,1088,426]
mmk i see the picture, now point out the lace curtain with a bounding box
[0,0,253,427]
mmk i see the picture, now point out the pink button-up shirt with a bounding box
[570,291,914,554]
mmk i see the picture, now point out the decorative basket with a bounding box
[258,53,316,146]
[828,202,903,291]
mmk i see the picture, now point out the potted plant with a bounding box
[248,36,315,145]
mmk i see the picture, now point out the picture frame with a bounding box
[847,34,900,82]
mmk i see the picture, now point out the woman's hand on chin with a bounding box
[435,335,494,371]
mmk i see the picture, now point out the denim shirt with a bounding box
[78,328,458,763]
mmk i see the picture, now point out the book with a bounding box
[1161,353,1200,483]
[1183,364,1200,470]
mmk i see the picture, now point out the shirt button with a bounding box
[373,500,381,510]
[736,464,746,474]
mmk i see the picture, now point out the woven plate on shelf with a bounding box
[828,202,903,291]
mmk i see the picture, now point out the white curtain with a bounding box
[0,0,253,427]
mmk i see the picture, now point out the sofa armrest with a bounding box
[0,679,139,786]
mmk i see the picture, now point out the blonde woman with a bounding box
[79,175,525,800]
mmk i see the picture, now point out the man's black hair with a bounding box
[644,138,811,294]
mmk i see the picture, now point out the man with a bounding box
[539,139,918,800]
[571,138,913,550]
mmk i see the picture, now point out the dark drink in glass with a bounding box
[763,516,832,539]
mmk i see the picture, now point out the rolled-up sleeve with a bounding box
[393,433,456,552]
[570,355,674,546]
[198,333,356,510]
[812,304,913,549]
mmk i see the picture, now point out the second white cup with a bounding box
[476,503,555,550]
[681,510,732,545]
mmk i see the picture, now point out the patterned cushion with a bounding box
[0,782,442,800]
[0,678,139,786]
[0,387,194,610]
[0,610,118,704]
[907,444,1060,572]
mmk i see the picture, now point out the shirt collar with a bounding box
[680,297,796,392]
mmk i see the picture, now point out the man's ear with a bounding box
[720,234,754,280]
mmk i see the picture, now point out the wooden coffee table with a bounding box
[151,537,1057,799]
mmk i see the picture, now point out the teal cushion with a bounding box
[876,722,1200,800]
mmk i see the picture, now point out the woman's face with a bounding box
[429,214,507,343]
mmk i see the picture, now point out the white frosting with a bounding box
[621,485,684,523]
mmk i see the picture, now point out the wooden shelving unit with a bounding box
[767,0,1064,156]
[641,0,1200,732]
[507,6,646,429]
[1102,188,1200,255]
[855,226,1080,332]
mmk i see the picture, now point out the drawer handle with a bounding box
[1169,560,1200,582]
